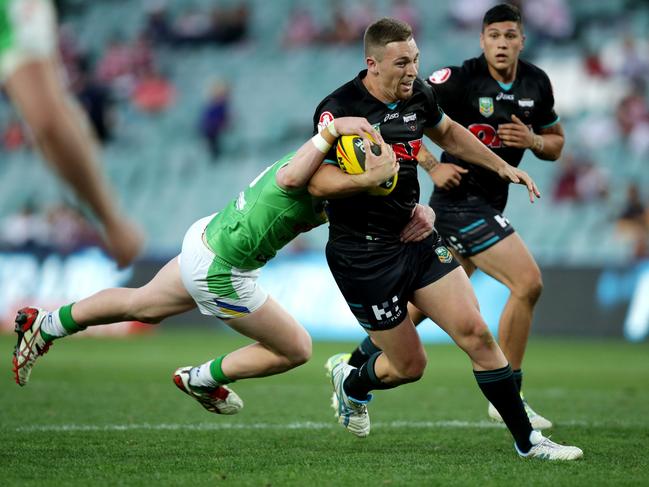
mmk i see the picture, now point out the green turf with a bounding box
[1,331,647,486]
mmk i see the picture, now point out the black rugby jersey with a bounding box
[313,70,443,239]
[427,55,558,211]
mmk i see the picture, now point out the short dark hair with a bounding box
[482,3,523,30]
[364,17,413,59]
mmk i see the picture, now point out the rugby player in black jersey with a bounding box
[348,4,563,431]
[311,17,581,460]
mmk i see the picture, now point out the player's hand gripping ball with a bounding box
[336,135,398,196]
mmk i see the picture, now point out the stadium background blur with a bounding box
[1,0,648,343]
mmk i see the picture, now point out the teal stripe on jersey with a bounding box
[540,116,560,129]
[432,112,446,129]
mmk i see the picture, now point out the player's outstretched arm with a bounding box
[418,144,468,190]
[277,117,381,190]
[497,115,564,161]
[425,116,541,202]
[308,141,398,199]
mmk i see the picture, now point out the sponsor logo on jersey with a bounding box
[402,112,417,131]
[383,112,399,122]
[317,111,334,132]
[435,246,453,264]
[479,97,494,117]
[428,67,451,84]
[518,98,535,108]
[496,92,515,101]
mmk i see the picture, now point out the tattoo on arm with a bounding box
[417,147,440,172]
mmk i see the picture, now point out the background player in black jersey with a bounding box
[310,17,581,460]
[347,4,562,430]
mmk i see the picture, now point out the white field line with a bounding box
[12,419,611,433]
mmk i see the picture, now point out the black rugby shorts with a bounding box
[325,232,459,331]
[431,198,515,257]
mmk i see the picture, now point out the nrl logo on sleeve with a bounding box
[479,97,494,117]
[435,246,453,263]
[318,111,334,132]
[428,67,451,84]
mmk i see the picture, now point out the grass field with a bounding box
[1,330,648,486]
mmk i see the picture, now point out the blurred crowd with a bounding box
[282,0,418,48]
[1,0,647,262]
[1,0,241,156]
[616,184,649,260]
[0,202,101,257]
[144,1,250,47]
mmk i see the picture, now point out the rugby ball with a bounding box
[336,135,398,196]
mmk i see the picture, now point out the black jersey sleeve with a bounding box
[534,70,559,130]
[418,79,444,128]
[426,66,464,116]
[313,97,347,163]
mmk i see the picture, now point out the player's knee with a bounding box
[133,313,163,325]
[285,333,312,367]
[393,354,427,383]
[130,307,163,324]
[457,317,495,352]
[125,289,164,324]
[512,271,543,303]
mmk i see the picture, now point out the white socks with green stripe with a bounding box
[40,310,70,340]
[189,360,219,389]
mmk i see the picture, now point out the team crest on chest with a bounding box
[479,97,494,117]
[402,112,417,131]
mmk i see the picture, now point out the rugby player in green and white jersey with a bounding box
[0,0,142,267]
[12,117,402,415]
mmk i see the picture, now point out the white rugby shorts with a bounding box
[0,0,58,81]
[178,214,268,319]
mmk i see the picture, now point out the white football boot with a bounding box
[173,366,243,415]
[325,353,352,413]
[517,430,583,460]
[489,394,553,430]
[13,307,53,386]
[330,359,372,438]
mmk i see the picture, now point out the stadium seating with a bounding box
[0,0,644,263]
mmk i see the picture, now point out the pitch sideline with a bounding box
[14,419,604,432]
